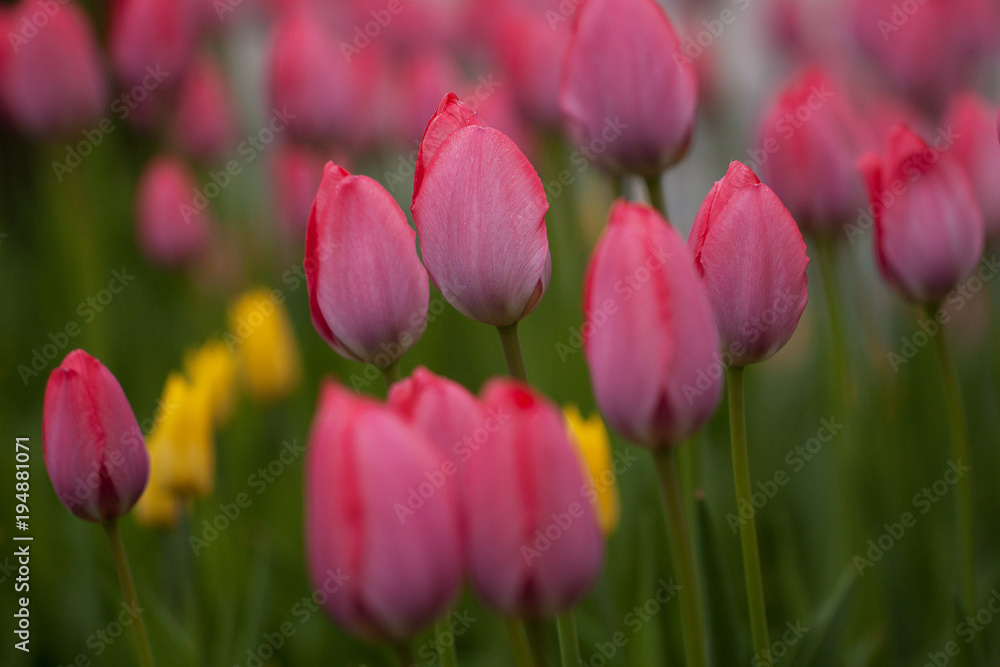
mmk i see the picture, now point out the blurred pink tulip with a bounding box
[305,381,463,641]
[758,68,867,235]
[0,0,106,136]
[946,93,1000,241]
[583,201,722,448]
[43,350,149,523]
[689,162,810,367]
[386,50,461,146]
[560,0,697,176]
[464,379,603,617]
[170,55,236,163]
[135,156,210,266]
[306,163,429,365]
[271,143,325,238]
[859,125,984,304]
[110,0,200,89]
[411,93,550,326]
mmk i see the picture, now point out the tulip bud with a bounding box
[133,437,182,530]
[464,379,603,617]
[563,405,620,536]
[184,340,239,425]
[411,93,550,326]
[42,350,149,522]
[228,289,301,403]
[110,0,200,91]
[170,56,236,164]
[758,69,867,234]
[859,125,985,304]
[305,382,463,641]
[560,0,697,176]
[272,143,326,238]
[583,201,722,448]
[135,156,211,267]
[150,372,215,499]
[0,0,106,136]
[946,93,1000,241]
[306,163,429,366]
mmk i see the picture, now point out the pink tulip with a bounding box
[170,56,236,163]
[583,201,722,448]
[384,50,461,147]
[43,350,149,522]
[946,93,1000,241]
[110,0,200,90]
[859,125,984,304]
[758,68,867,235]
[0,0,105,136]
[135,156,211,266]
[306,163,429,365]
[688,162,809,367]
[464,379,603,617]
[305,381,463,640]
[271,143,325,238]
[560,0,697,175]
[411,93,550,326]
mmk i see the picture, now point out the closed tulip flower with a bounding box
[42,350,149,522]
[564,405,620,535]
[411,93,550,326]
[859,125,985,305]
[272,143,325,238]
[0,0,106,136]
[151,373,215,499]
[689,162,810,366]
[184,340,238,425]
[228,289,301,403]
[135,157,211,267]
[110,0,200,91]
[307,164,429,366]
[583,201,722,448]
[464,379,603,617]
[170,56,236,163]
[134,437,182,529]
[946,93,1000,241]
[305,382,463,641]
[560,0,697,176]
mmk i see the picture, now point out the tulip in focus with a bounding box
[560,0,697,176]
[464,379,603,617]
[305,381,463,640]
[171,56,236,163]
[688,162,810,366]
[411,93,550,326]
[135,156,211,267]
[228,289,301,403]
[583,201,722,448]
[859,125,984,305]
[42,350,149,522]
[564,405,620,535]
[946,93,1000,241]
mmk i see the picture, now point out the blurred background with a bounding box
[1,0,1000,664]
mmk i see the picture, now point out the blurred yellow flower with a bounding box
[227,288,301,403]
[564,404,620,535]
[153,372,216,499]
[134,438,182,529]
[185,340,238,425]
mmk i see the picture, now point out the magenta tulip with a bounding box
[305,381,463,640]
[464,379,603,617]
[583,201,722,448]
[43,350,149,523]
[306,163,429,365]
[110,0,200,90]
[859,125,984,304]
[170,56,236,163]
[135,156,210,266]
[946,93,1000,241]
[411,93,550,326]
[688,162,809,367]
[271,143,325,238]
[560,0,697,176]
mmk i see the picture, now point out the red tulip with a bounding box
[0,0,105,136]
[688,162,809,367]
[110,0,200,89]
[135,156,211,266]
[43,350,149,523]
[946,92,1000,241]
[583,201,722,448]
[305,381,463,640]
[859,125,984,304]
[271,143,325,238]
[306,163,429,365]
[758,68,867,234]
[560,0,697,175]
[411,93,550,326]
[464,379,603,617]
[170,56,236,163]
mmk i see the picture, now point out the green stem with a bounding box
[726,366,770,661]
[928,307,977,618]
[643,173,668,220]
[434,614,459,667]
[380,360,401,390]
[654,450,708,667]
[497,323,529,382]
[103,522,155,667]
[505,617,537,667]
[555,611,581,667]
[815,238,850,412]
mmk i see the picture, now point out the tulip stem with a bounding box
[497,323,529,382]
[103,521,155,667]
[435,614,460,667]
[726,366,770,662]
[815,238,850,411]
[505,617,537,667]
[654,450,707,667]
[555,610,582,667]
[380,360,401,390]
[643,173,668,220]
[928,307,977,618]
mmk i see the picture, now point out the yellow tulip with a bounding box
[184,340,239,425]
[227,289,301,403]
[153,373,216,499]
[134,437,182,529]
[564,404,621,535]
